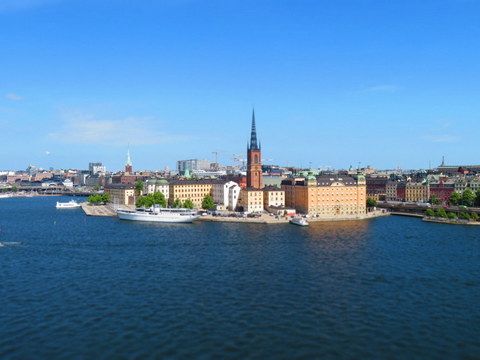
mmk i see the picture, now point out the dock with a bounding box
[81,203,117,217]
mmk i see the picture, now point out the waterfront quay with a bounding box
[80,203,388,223]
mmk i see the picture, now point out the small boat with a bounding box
[117,205,200,223]
[56,200,82,209]
[290,217,309,226]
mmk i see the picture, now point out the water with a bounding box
[1,197,479,359]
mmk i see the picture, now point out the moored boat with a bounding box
[116,205,200,223]
[56,200,82,209]
[290,217,309,226]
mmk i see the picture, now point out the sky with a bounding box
[1,0,480,172]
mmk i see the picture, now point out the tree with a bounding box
[135,180,144,193]
[471,212,479,221]
[425,208,435,217]
[435,208,447,218]
[172,198,183,208]
[87,194,103,204]
[449,192,461,206]
[459,212,471,220]
[101,193,111,203]
[447,212,457,219]
[183,199,194,209]
[152,192,167,208]
[429,194,441,205]
[136,192,167,208]
[93,185,101,191]
[475,190,480,206]
[201,195,215,210]
[462,188,475,207]
[366,198,377,208]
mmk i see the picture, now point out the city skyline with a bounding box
[1,0,480,171]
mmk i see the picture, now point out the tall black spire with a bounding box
[249,109,259,150]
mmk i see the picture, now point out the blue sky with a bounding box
[1,0,479,171]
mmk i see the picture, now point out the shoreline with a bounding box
[422,217,480,226]
[80,203,389,223]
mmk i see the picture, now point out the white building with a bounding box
[177,159,211,175]
[212,180,241,211]
[89,162,106,175]
[144,178,169,199]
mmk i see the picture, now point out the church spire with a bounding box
[126,148,132,166]
[249,109,259,150]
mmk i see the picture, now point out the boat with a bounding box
[116,205,200,223]
[290,217,309,226]
[56,200,82,209]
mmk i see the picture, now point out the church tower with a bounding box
[125,148,133,175]
[247,110,262,189]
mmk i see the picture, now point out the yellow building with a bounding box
[263,185,285,210]
[168,179,219,208]
[104,183,136,205]
[237,188,264,213]
[281,174,366,216]
[405,181,429,202]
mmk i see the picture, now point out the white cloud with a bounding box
[49,113,188,146]
[4,93,23,101]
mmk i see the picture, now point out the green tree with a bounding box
[449,192,461,206]
[172,198,183,208]
[471,212,479,221]
[93,185,101,191]
[475,190,480,206]
[462,188,475,207]
[101,193,111,203]
[135,192,167,208]
[183,199,194,209]
[435,208,447,218]
[135,180,144,193]
[459,212,471,220]
[152,192,167,208]
[87,194,103,204]
[201,195,215,210]
[366,198,377,208]
[425,208,435,217]
[429,194,441,205]
[447,212,457,219]
[136,195,153,208]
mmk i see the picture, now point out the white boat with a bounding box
[290,217,309,226]
[116,205,200,223]
[56,200,82,209]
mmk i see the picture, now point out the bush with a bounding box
[447,212,457,219]
[435,209,447,218]
[471,212,479,221]
[425,209,435,217]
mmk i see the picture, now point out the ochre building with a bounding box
[281,174,366,216]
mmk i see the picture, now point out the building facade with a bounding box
[212,180,241,211]
[104,183,136,206]
[177,159,211,175]
[405,181,430,202]
[281,174,367,216]
[263,185,285,210]
[237,188,264,213]
[168,179,218,208]
[144,178,169,199]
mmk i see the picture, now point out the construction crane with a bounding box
[211,150,226,170]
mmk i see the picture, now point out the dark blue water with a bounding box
[1,197,479,359]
